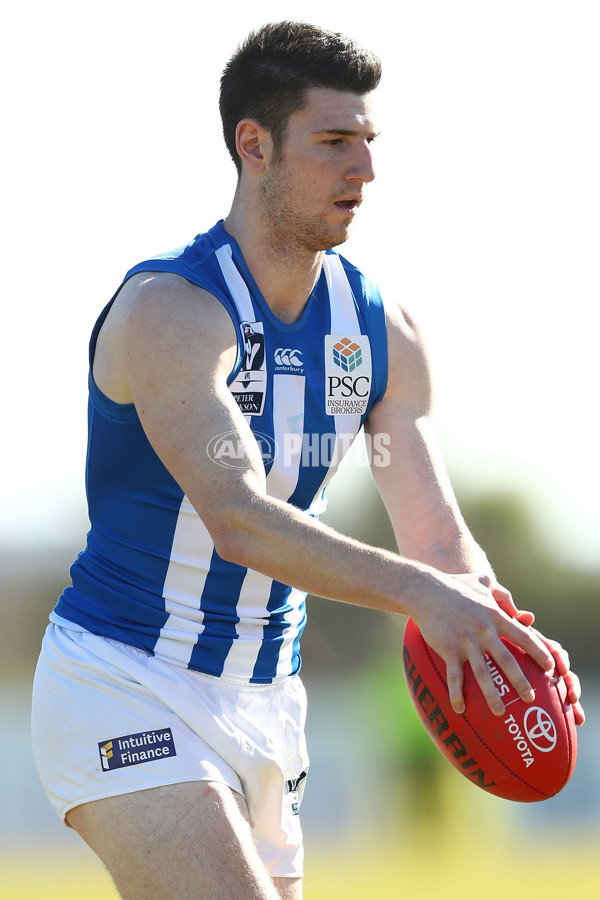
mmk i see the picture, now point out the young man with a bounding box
[32,21,583,900]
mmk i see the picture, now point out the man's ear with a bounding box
[235,119,273,173]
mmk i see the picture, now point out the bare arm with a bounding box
[96,274,558,717]
[365,298,584,723]
[364,299,494,574]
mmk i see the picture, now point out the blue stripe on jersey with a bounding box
[54,220,389,684]
[250,582,306,683]
[188,547,247,676]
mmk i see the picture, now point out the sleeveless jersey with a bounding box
[53,220,388,684]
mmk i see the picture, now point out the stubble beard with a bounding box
[259,164,352,259]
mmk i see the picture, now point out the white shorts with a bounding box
[31,622,309,879]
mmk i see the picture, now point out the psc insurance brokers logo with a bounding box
[99,728,176,771]
[325,335,372,416]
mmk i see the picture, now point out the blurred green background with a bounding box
[2,459,598,899]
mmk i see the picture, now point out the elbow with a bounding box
[212,527,249,566]
[206,499,262,568]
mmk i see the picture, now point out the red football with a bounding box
[402,617,577,802]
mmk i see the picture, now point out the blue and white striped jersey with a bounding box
[54,221,388,683]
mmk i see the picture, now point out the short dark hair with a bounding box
[219,21,382,174]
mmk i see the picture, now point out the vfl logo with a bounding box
[523,707,557,752]
[99,728,176,771]
[274,348,303,368]
[242,322,265,371]
[230,321,267,416]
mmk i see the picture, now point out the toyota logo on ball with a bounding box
[523,707,557,752]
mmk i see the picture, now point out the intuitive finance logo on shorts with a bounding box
[99,728,176,772]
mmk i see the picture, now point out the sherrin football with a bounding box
[402,617,577,802]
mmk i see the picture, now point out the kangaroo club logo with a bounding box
[523,706,558,752]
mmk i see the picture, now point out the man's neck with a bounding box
[223,202,325,325]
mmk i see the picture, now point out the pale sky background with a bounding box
[2,0,598,568]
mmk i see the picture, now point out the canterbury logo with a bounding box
[274,348,303,367]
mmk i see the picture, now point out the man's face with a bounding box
[260,87,379,254]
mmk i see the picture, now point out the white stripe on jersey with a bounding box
[215,243,255,322]
[218,569,275,677]
[153,496,211,667]
[220,373,306,678]
[315,254,364,492]
[267,373,305,501]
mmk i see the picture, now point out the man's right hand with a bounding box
[412,571,555,717]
